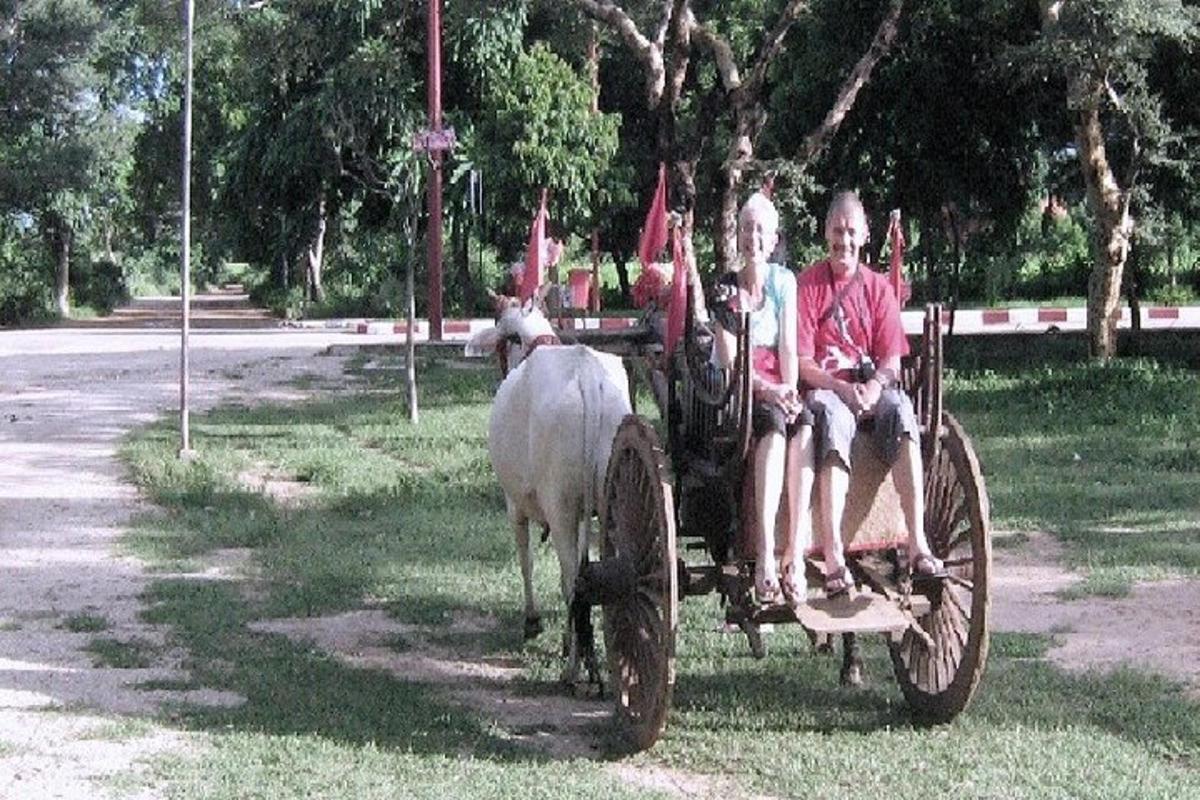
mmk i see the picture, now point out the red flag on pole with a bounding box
[887,209,909,306]
[638,164,668,269]
[663,225,688,357]
[520,189,548,303]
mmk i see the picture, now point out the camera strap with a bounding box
[819,263,870,355]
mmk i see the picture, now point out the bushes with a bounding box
[71,258,127,313]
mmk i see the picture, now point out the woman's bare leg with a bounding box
[754,431,786,595]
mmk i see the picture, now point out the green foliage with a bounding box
[0,222,52,324]
[3,0,1200,317]
[71,258,128,313]
[1147,283,1197,306]
[476,43,620,259]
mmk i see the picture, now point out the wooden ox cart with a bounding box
[571,297,991,750]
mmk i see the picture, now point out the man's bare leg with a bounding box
[892,437,942,569]
[819,458,851,589]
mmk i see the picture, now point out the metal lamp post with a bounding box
[179,0,195,459]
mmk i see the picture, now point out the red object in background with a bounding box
[887,210,910,306]
[663,226,687,356]
[520,189,548,303]
[568,269,592,308]
[638,164,668,269]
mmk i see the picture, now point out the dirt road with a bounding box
[0,292,395,798]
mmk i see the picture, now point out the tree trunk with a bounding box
[1126,238,1142,333]
[1075,99,1131,360]
[579,0,903,276]
[453,207,474,314]
[305,198,327,304]
[715,106,761,272]
[613,252,631,303]
[1042,3,1131,360]
[42,213,71,317]
[54,231,70,318]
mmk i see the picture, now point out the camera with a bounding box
[852,355,876,383]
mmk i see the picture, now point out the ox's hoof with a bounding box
[523,614,544,641]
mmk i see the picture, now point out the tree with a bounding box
[574,0,905,271]
[1035,0,1199,359]
[0,0,112,316]
[473,42,621,260]
[766,0,1059,308]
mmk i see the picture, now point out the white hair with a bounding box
[738,191,779,234]
[825,190,867,229]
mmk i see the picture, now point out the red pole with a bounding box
[426,0,444,341]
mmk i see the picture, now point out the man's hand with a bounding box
[853,378,883,415]
[832,379,864,415]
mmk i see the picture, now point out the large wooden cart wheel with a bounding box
[601,415,678,751]
[890,412,991,722]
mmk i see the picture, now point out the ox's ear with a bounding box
[464,325,502,357]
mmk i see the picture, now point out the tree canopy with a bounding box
[1,0,1198,332]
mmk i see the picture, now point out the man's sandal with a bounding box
[780,563,805,611]
[824,565,853,599]
[910,552,948,580]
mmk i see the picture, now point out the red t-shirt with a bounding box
[796,259,908,380]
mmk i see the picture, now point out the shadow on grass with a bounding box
[140,577,605,764]
[664,633,1200,763]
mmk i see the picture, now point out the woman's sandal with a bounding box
[755,564,781,605]
[910,552,948,580]
[824,565,853,599]
[780,563,805,611]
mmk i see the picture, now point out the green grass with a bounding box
[946,358,1200,590]
[77,717,157,741]
[61,612,110,633]
[84,637,157,669]
[117,351,1200,799]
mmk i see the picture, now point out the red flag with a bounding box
[887,209,909,306]
[638,164,668,269]
[520,189,548,303]
[663,225,688,357]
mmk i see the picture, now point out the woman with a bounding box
[712,192,814,608]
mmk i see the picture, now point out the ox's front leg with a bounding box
[508,502,542,641]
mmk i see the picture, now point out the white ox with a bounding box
[466,300,632,683]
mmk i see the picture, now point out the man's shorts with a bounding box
[752,400,814,439]
[807,387,919,469]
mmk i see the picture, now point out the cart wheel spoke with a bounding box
[892,412,991,722]
[602,417,677,751]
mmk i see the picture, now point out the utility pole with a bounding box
[178,0,195,459]
[424,0,449,341]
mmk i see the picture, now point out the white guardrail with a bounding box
[285,305,1200,341]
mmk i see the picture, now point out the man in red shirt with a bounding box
[796,191,946,596]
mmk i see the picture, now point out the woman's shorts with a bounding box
[807,387,919,469]
[752,400,814,439]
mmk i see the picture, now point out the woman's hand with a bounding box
[757,382,804,422]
